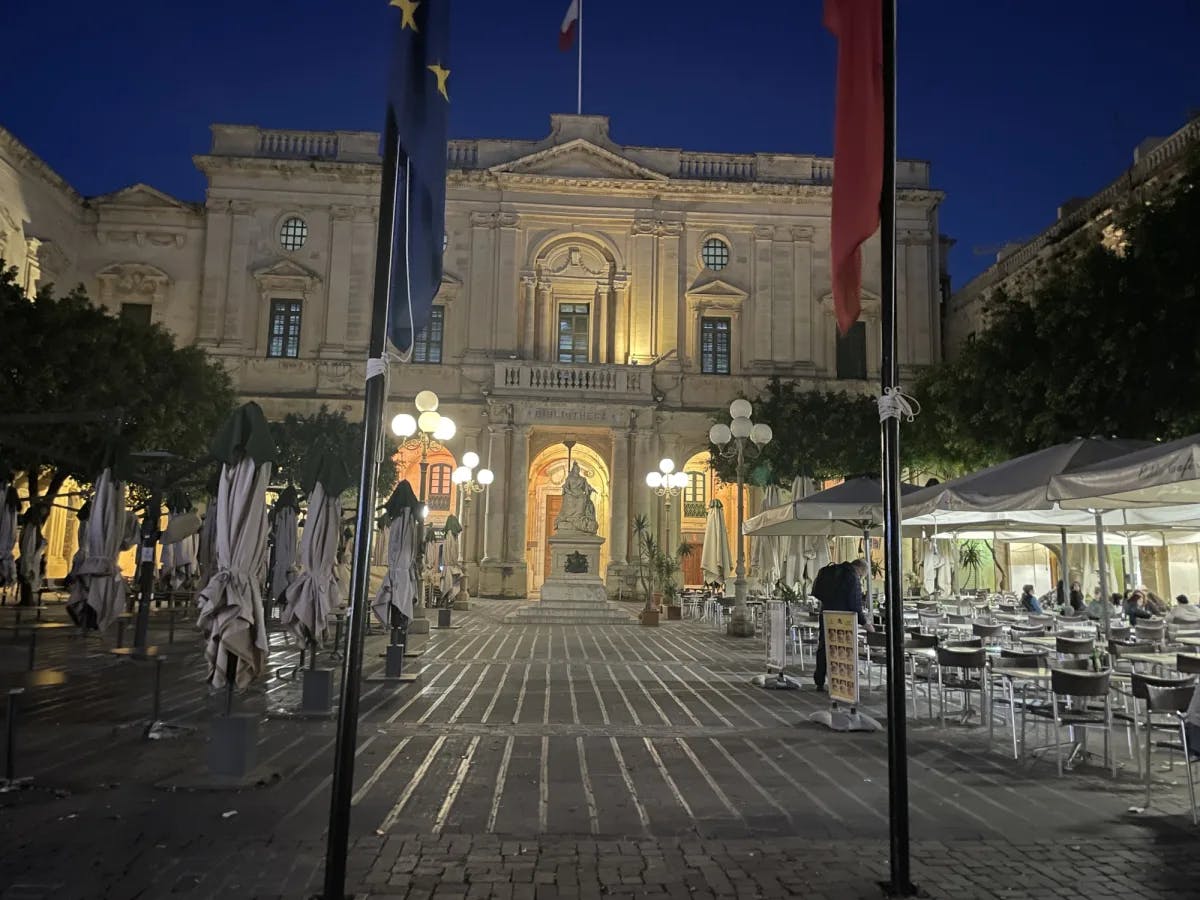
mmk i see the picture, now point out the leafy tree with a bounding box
[270,405,397,497]
[709,378,880,486]
[911,150,1200,463]
[0,263,235,601]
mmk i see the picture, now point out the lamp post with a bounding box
[450,452,493,612]
[709,398,773,637]
[391,389,456,636]
[645,458,688,556]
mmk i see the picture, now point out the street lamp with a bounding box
[391,389,456,505]
[709,398,773,637]
[451,451,494,519]
[645,458,688,554]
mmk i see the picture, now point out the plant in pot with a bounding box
[660,542,693,620]
[959,540,986,590]
[631,515,660,625]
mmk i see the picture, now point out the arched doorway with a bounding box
[526,442,610,596]
[395,445,459,529]
[678,451,742,587]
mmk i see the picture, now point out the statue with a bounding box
[555,462,598,535]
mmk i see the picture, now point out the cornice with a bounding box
[0,126,86,209]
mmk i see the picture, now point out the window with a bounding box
[120,303,152,327]
[268,299,302,358]
[683,471,707,518]
[413,306,444,364]
[700,316,731,375]
[279,216,307,251]
[701,237,730,271]
[427,463,452,511]
[557,303,590,363]
[836,320,867,380]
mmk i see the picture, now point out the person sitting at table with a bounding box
[1019,584,1043,615]
[1085,590,1110,620]
[1142,588,1169,617]
[1124,590,1154,626]
[1068,581,1086,613]
[1167,594,1200,627]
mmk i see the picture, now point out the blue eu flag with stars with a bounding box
[383,0,450,356]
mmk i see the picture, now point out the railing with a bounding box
[678,153,756,181]
[683,500,707,519]
[427,493,451,512]
[257,130,339,159]
[447,141,478,167]
[492,361,652,399]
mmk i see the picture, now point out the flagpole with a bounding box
[878,0,914,895]
[322,109,402,900]
[577,0,583,114]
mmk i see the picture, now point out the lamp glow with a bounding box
[477,468,494,486]
[646,472,662,488]
[658,458,675,474]
[750,423,773,446]
[729,398,752,420]
[452,466,471,484]
[730,416,752,439]
[417,410,441,434]
[433,417,456,442]
[420,504,429,519]
[414,390,439,413]
[391,413,417,438]
[709,423,732,446]
[670,471,689,489]
[462,450,480,469]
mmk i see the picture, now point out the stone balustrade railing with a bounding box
[492,361,651,400]
[258,130,339,159]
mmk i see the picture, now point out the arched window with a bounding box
[427,463,453,511]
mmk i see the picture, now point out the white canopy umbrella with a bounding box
[751,485,785,590]
[196,403,275,691]
[373,481,423,628]
[66,467,128,630]
[1048,433,1200,508]
[0,482,18,591]
[440,514,464,605]
[700,499,733,588]
[267,484,300,606]
[800,535,831,595]
[920,539,954,596]
[781,476,806,587]
[280,473,343,649]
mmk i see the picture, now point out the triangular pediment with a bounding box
[254,259,322,281]
[90,183,193,211]
[686,277,748,301]
[491,139,668,182]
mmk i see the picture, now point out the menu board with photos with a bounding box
[823,610,860,705]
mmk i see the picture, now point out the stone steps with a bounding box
[503,599,637,624]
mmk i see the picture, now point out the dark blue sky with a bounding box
[3,0,1197,285]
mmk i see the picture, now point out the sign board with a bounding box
[823,610,859,705]
[766,600,787,671]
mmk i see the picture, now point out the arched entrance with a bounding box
[395,445,459,529]
[526,442,610,595]
[678,451,742,587]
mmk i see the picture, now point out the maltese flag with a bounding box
[559,0,580,51]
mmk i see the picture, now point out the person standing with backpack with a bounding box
[812,557,873,692]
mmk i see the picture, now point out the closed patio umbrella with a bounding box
[66,457,129,631]
[0,481,19,593]
[440,514,464,606]
[159,491,198,591]
[372,481,423,628]
[701,499,733,588]
[16,504,47,606]
[267,484,301,606]
[280,452,350,649]
[196,402,276,691]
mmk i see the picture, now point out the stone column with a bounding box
[504,425,529,565]
[466,212,495,361]
[791,227,815,368]
[322,205,354,354]
[656,223,682,363]
[537,281,553,361]
[750,225,774,366]
[612,272,630,364]
[520,272,537,357]
[609,425,631,566]
[197,199,232,346]
[223,200,254,349]
[770,229,795,365]
[494,213,521,355]
[629,217,657,362]
[482,424,509,563]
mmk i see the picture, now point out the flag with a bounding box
[559,0,579,51]
[384,0,451,356]
[825,0,883,336]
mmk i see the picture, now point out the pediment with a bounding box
[490,139,668,182]
[91,183,193,211]
[686,277,748,302]
[436,269,462,302]
[254,259,322,281]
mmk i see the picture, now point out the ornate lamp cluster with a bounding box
[645,457,688,497]
[391,390,457,515]
[451,450,493,514]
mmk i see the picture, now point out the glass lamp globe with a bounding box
[729,398,752,420]
[414,390,439,413]
[670,471,688,489]
[750,422,774,446]
[433,416,456,442]
[420,504,429,519]
[477,468,494,486]
[391,413,417,438]
[658,458,675,474]
[462,450,480,470]
[730,416,752,439]
[709,423,732,446]
[452,466,471,484]
[646,471,663,488]
[417,410,441,434]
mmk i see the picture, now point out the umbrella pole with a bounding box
[323,112,403,900]
[1060,528,1070,612]
[1095,511,1111,641]
[862,527,873,611]
[133,489,162,652]
[224,658,237,717]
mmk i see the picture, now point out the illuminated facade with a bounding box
[0,114,945,595]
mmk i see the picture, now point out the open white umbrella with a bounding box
[700,499,733,587]
[280,453,349,648]
[196,403,275,691]
[0,482,19,591]
[440,515,464,605]
[372,481,423,628]
[267,484,300,606]
[66,465,128,631]
[1048,433,1200,508]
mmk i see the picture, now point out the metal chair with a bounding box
[1177,653,1200,676]
[972,621,1005,648]
[1144,683,1200,824]
[1027,669,1115,777]
[935,646,987,727]
[989,653,1048,759]
[1055,636,1095,661]
[1135,622,1166,649]
[905,633,939,718]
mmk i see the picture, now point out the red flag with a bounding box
[825,0,883,336]
[559,0,579,51]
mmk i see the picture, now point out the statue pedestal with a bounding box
[505,534,634,625]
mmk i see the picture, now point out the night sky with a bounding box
[3,0,1197,286]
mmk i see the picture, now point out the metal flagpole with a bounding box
[879,0,914,895]
[577,0,583,114]
[322,109,403,900]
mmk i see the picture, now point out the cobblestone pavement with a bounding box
[1,599,1198,899]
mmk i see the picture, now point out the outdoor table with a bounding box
[1020,635,1061,652]
[1177,636,1200,649]
[1122,651,1188,673]
[0,605,48,625]
[3,621,75,671]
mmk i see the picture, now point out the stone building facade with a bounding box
[0,114,945,595]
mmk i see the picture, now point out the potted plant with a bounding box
[632,515,662,626]
[662,543,693,620]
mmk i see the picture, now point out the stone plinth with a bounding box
[505,534,634,624]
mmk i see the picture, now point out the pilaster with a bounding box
[223,200,254,348]
[494,213,521,356]
[520,271,537,357]
[750,225,773,366]
[791,226,815,369]
[465,211,496,362]
[197,199,232,346]
[322,205,354,354]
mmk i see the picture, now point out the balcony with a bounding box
[492,361,653,402]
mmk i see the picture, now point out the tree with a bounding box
[270,405,397,497]
[709,378,880,486]
[912,150,1200,464]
